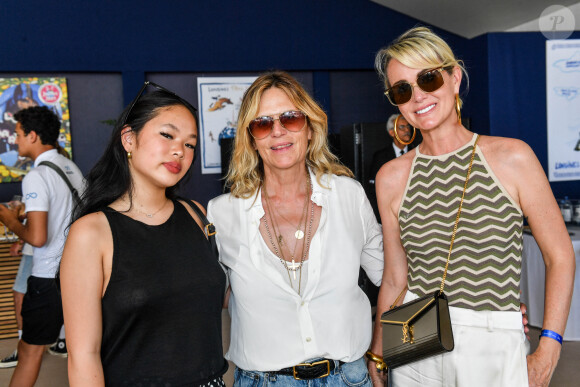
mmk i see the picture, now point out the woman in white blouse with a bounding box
[207,71,384,386]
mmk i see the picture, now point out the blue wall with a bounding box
[0,1,434,91]
[0,1,577,204]
[488,31,580,199]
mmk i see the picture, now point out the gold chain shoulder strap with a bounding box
[439,134,480,294]
[390,285,408,309]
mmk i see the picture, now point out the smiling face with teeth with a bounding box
[387,59,461,134]
[253,87,312,176]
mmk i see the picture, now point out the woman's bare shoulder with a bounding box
[478,135,535,164]
[376,149,415,189]
[69,211,110,241]
[477,135,542,203]
[63,211,112,270]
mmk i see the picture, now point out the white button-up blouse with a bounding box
[207,171,384,371]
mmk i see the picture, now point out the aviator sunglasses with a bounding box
[248,110,308,139]
[385,67,449,106]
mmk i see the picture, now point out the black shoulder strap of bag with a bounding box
[179,197,229,299]
[178,197,218,259]
[38,161,81,205]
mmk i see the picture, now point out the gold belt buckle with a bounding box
[293,360,331,380]
[205,223,217,237]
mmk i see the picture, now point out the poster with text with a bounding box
[546,40,580,182]
[197,76,257,174]
[0,77,71,183]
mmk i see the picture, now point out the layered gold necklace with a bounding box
[263,174,314,295]
[273,200,308,240]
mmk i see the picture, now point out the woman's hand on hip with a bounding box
[526,338,561,387]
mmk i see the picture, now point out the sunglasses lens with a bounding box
[387,68,445,105]
[249,117,274,139]
[388,83,413,105]
[249,111,307,138]
[279,111,306,132]
[417,69,444,93]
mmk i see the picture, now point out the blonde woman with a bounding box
[368,27,574,387]
[208,71,384,386]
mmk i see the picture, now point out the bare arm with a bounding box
[0,207,47,247]
[485,138,575,387]
[61,213,111,387]
[518,146,574,387]
[368,158,412,385]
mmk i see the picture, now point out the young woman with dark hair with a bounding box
[60,83,228,387]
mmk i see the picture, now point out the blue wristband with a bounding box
[540,329,563,345]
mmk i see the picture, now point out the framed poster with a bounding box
[0,77,70,183]
[197,76,257,174]
[546,40,580,182]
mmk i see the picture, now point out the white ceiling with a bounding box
[370,0,580,39]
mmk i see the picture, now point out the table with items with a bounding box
[520,226,580,341]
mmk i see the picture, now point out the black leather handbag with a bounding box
[380,135,480,370]
[380,289,454,369]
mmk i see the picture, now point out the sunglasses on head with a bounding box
[248,110,308,140]
[385,67,448,106]
[120,81,197,127]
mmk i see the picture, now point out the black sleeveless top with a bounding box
[101,200,228,386]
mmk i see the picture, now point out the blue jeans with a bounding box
[13,254,33,293]
[233,357,371,387]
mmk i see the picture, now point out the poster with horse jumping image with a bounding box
[0,77,71,183]
[197,76,257,174]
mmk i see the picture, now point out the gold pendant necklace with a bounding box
[272,189,309,240]
[267,174,310,262]
[263,174,314,295]
[264,196,307,278]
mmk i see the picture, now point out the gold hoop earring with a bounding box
[127,151,132,159]
[455,94,462,125]
[393,114,416,146]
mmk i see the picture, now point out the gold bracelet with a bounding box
[365,350,387,371]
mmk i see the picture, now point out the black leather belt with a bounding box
[272,359,344,380]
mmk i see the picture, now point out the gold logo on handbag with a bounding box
[380,135,480,370]
[384,298,435,345]
[401,323,413,343]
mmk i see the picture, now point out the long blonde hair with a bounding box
[375,26,468,108]
[226,71,352,198]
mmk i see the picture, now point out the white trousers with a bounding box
[391,291,529,387]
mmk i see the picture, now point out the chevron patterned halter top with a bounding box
[399,134,523,311]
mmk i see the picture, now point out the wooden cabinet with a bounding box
[0,242,20,340]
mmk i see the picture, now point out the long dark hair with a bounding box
[73,90,198,221]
